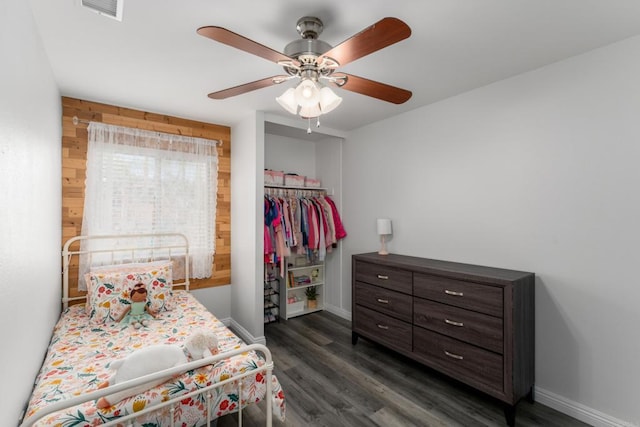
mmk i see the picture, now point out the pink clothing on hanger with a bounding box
[325,196,347,240]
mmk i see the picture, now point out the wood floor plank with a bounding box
[370,406,450,427]
[269,320,449,426]
[219,311,589,427]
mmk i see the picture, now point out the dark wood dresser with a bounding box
[352,252,535,426]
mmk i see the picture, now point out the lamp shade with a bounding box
[295,79,320,108]
[319,86,342,113]
[377,218,392,235]
[275,88,298,115]
[299,104,321,119]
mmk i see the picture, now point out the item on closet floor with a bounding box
[264,169,285,185]
[305,177,321,188]
[264,263,281,324]
[286,296,305,315]
[284,173,305,187]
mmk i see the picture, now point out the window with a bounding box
[79,122,219,288]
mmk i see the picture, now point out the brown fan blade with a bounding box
[332,73,412,104]
[320,17,411,67]
[197,26,293,65]
[208,76,288,99]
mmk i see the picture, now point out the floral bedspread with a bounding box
[24,290,286,426]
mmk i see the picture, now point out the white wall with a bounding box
[342,35,640,426]
[0,0,61,424]
[230,113,266,344]
[314,137,348,319]
[192,286,231,320]
[265,133,317,179]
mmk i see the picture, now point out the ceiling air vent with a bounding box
[81,0,124,21]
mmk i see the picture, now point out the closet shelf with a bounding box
[288,263,323,272]
[288,281,324,290]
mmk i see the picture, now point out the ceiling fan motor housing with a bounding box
[284,38,332,58]
[296,16,323,39]
[284,17,334,77]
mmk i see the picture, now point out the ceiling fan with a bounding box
[197,16,412,124]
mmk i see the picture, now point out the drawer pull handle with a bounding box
[377,298,389,304]
[377,324,389,330]
[445,319,464,327]
[444,289,464,297]
[444,350,464,360]
[377,274,389,280]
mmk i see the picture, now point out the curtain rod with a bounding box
[71,116,222,146]
[72,116,90,125]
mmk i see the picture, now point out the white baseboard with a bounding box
[228,318,266,346]
[535,386,637,427]
[323,303,352,321]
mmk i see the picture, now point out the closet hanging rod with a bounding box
[264,184,328,191]
[264,186,333,196]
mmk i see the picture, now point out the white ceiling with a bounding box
[28,0,640,133]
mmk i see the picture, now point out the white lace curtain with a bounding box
[79,122,219,289]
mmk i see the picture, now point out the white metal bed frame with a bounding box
[20,234,274,427]
[62,233,192,309]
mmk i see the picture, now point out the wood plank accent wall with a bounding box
[62,97,231,297]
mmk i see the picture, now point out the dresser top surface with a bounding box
[353,252,534,284]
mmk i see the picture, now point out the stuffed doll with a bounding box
[96,344,187,409]
[117,282,157,328]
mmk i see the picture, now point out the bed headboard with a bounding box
[62,233,190,309]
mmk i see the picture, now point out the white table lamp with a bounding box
[377,218,392,255]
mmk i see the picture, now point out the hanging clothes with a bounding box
[264,189,347,265]
[324,195,347,241]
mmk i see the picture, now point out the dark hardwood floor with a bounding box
[219,311,588,427]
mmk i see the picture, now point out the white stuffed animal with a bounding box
[183,329,219,360]
[96,344,187,409]
[95,331,219,409]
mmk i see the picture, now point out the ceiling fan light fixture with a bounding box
[277,79,342,122]
[294,79,320,108]
[299,104,322,119]
[276,88,298,115]
[319,86,342,114]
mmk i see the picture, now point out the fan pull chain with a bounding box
[307,118,312,134]
[316,117,320,128]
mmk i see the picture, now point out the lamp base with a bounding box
[378,236,389,255]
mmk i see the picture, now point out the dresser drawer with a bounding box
[355,282,412,322]
[355,261,412,294]
[413,326,503,393]
[414,298,503,353]
[354,305,412,352]
[414,273,503,317]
